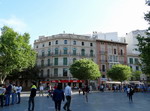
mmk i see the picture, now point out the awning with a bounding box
[41,80,85,83]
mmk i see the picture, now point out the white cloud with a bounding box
[0,16,27,33]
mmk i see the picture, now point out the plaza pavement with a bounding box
[0,91,150,111]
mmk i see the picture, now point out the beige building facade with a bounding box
[34,34,96,82]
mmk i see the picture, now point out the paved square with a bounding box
[0,92,150,111]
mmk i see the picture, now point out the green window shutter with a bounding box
[63,58,67,65]
[54,58,58,65]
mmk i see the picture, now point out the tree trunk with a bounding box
[0,75,7,84]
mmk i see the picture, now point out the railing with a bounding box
[38,52,95,58]
[99,51,107,54]
[37,64,70,68]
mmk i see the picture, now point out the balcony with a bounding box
[100,60,107,63]
[99,51,107,55]
[37,63,70,68]
[118,53,125,56]
[37,52,95,58]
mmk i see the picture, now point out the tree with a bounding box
[107,64,132,83]
[131,71,142,81]
[0,26,36,83]
[69,58,101,81]
[136,3,150,75]
[7,66,40,81]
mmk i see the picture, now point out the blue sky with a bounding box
[0,0,149,45]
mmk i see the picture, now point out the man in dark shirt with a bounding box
[28,82,37,111]
[5,83,12,106]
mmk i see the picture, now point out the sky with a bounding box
[0,0,149,46]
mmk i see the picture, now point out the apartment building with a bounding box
[96,39,127,82]
[34,33,96,86]
[125,30,147,81]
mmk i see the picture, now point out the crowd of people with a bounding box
[1,81,150,111]
[97,84,150,93]
[0,83,22,108]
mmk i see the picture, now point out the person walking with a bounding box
[127,85,134,102]
[53,84,65,111]
[0,84,6,107]
[11,84,17,105]
[63,83,72,111]
[84,84,89,102]
[39,84,44,96]
[28,82,37,111]
[16,84,22,104]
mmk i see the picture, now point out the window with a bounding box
[64,40,67,44]
[102,75,105,78]
[73,41,76,45]
[43,44,45,47]
[102,65,105,72]
[64,48,68,54]
[73,48,76,55]
[90,43,93,46]
[36,45,38,48]
[129,58,133,64]
[120,49,123,55]
[54,68,58,77]
[63,68,68,76]
[55,40,58,44]
[73,58,76,63]
[135,58,139,64]
[82,42,84,46]
[114,49,116,54]
[47,59,50,66]
[49,42,51,46]
[63,58,67,65]
[81,49,85,56]
[47,69,50,77]
[54,58,58,65]
[136,66,139,70]
[41,70,43,77]
[42,50,45,57]
[41,60,44,67]
[48,49,51,56]
[109,55,112,62]
[90,50,93,56]
[55,48,58,54]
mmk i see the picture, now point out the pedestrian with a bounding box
[78,87,81,95]
[11,84,17,105]
[100,84,104,92]
[89,85,92,93]
[28,82,37,111]
[39,84,44,96]
[53,84,65,111]
[84,84,89,102]
[127,85,134,102]
[16,84,22,104]
[5,83,12,106]
[0,84,6,107]
[63,83,72,111]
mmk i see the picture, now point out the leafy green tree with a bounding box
[70,58,101,81]
[131,70,142,81]
[136,3,150,75]
[107,64,132,83]
[7,66,40,81]
[0,26,36,83]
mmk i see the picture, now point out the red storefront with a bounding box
[41,80,85,88]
